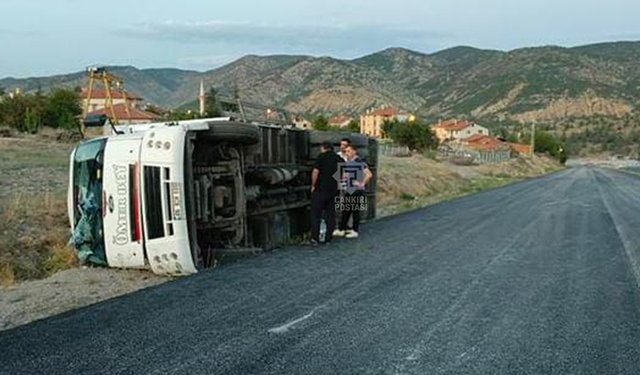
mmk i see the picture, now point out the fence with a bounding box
[378,143,410,157]
[439,146,511,165]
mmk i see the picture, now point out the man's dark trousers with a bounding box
[310,191,336,243]
[339,191,364,232]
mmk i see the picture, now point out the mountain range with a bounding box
[2,41,640,129]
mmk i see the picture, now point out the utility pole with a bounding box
[530,122,536,157]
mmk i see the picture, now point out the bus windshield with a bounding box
[70,138,107,264]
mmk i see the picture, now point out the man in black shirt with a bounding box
[309,141,341,245]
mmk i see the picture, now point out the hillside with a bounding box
[3,41,640,154]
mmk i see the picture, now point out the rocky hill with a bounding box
[3,41,640,130]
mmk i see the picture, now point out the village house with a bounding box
[83,88,159,125]
[86,104,159,125]
[360,107,411,138]
[82,88,143,113]
[507,142,533,157]
[328,116,352,128]
[453,134,512,164]
[433,119,488,143]
[293,116,312,130]
[460,134,508,150]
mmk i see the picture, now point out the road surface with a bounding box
[2,167,640,375]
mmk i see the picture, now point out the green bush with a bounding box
[0,88,81,132]
[24,107,39,134]
[534,130,567,164]
[43,88,81,129]
[313,116,360,133]
[312,115,330,131]
[383,118,438,152]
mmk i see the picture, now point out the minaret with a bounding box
[199,79,206,116]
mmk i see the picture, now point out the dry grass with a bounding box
[376,154,562,217]
[377,155,466,208]
[0,190,73,287]
[0,136,76,287]
[0,264,15,288]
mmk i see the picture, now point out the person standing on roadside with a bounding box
[337,138,351,161]
[309,141,342,245]
[333,144,373,239]
[337,138,350,191]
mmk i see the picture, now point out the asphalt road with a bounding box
[2,167,640,375]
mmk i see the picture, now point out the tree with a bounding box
[534,130,567,164]
[312,115,330,131]
[219,86,241,113]
[24,107,40,134]
[168,110,199,121]
[346,119,360,133]
[0,88,80,133]
[381,119,398,139]
[384,118,438,152]
[43,88,81,129]
[205,87,222,117]
[0,93,33,131]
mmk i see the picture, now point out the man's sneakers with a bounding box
[345,230,359,239]
[304,239,320,247]
[332,229,359,239]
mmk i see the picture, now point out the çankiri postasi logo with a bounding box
[333,161,366,194]
[335,194,367,212]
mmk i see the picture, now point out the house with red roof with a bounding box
[86,103,160,125]
[328,115,353,128]
[443,133,512,164]
[360,107,411,138]
[507,142,533,156]
[82,88,143,113]
[460,134,510,152]
[461,133,533,157]
[82,88,159,125]
[433,119,488,143]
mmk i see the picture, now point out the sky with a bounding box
[1,0,639,78]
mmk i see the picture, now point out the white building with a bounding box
[82,88,143,113]
[433,120,489,143]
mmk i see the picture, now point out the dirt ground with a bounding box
[0,267,166,331]
[0,135,561,332]
[0,137,73,202]
[0,136,168,332]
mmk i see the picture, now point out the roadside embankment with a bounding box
[376,154,562,217]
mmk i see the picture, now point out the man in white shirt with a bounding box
[333,144,373,239]
[337,138,351,161]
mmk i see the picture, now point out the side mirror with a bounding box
[83,114,110,128]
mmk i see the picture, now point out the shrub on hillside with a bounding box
[535,130,567,164]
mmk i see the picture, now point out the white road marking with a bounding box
[405,348,421,361]
[268,310,316,334]
[593,169,640,289]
